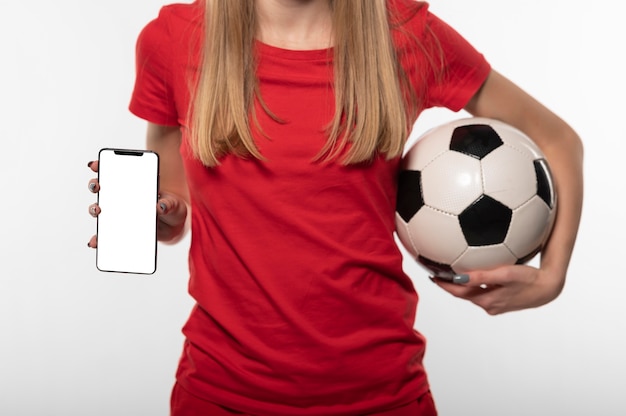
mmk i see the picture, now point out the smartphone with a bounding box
[96,148,159,274]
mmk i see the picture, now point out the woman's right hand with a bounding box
[86,158,189,248]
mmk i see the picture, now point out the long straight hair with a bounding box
[189,0,424,166]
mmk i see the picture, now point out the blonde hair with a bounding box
[190,0,424,166]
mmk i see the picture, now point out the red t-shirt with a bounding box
[129,1,490,414]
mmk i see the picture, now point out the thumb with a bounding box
[464,267,510,289]
[157,193,187,226]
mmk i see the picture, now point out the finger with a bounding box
[88,203,101,217]
[462,267,513,289]
[88,178,100,193]
[431,277,494,299]
[87,235,98,248]
[431,276,512,315]
[87,160,99,172]
[430,274,470,285]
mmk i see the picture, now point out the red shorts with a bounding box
[170,382,437,416]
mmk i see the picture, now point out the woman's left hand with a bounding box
[431,264,564,315]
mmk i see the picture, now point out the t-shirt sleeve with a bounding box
[128,10,180,126]
[422,9,492,111]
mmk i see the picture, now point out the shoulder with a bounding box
[388,0,491,110]
[387,0,470,44]
[134,1,203,77]
[158,1,203,30]
[388,0,485,61]
[137,1,203,51]
[387,0,430,32]
[387,0,442,58]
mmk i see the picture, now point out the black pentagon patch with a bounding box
[450,124,503,160]
[396,170,424,222]
[534,159,556,209]
[418,255,456,278]
[459,195,512,246]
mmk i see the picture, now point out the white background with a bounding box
[0,1,621,415]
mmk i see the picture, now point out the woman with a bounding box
[87,0,583,414]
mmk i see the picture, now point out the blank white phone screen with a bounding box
[96,148,159,274]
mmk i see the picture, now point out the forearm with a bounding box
[536,126,584,292]
[146,122,191,244]
[502,87,584,291]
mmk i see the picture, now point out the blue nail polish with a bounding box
[89,182,96,192]
[160,202,167,213]
[452,274,470,284]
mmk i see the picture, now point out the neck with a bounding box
[255,0,333,50]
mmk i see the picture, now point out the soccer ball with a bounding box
[395,117,557,279]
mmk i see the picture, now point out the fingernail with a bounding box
[159,202,167,213]
[452,274,470,284]
[88,161,94,168]
[89,206,97,216]
[89,182,96,192]
[87,241,91,248]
